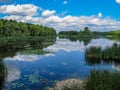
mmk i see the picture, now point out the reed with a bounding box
[85,70,120,90]
[85,43,120,64]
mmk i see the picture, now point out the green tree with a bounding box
[84,27,90,32]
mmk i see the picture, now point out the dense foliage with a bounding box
[86,70,120,90]
[0,19,56,37]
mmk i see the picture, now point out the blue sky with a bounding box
[0,0,120,32]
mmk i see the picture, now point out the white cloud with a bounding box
[116,0,120,4]
[43,38,85,52]
[112,64,120,71]
[4,54,40,62]
[0,4,39,16]
[63,1,68,5]
[41,10,56,17]
[98,12,102,18]
[43,38,119,53]
[2,4,120,32]
[87,38,118,49]
[5,62,21,83]
[4,53,55,62]
[4,14,120,32]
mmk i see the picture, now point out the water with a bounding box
[0,37,120,90]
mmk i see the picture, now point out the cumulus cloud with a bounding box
[0,4,39,16]
[2,4,120,32]
[4,62,21,83]
[63,1,68,5]
[4,14,120,32]
[43,39,85,52]
[116,0,120,4]
[4,54,40,62]
[43,38,119,53]
[87,38,119,49]
[4,54,55,62]
[41,10,56,17]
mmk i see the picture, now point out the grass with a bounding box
[0,36,56,42]
[85,43,120,64]
[85,70,120,90]
[85,46,102,65]
[49,70,120,90]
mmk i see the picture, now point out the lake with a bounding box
[0,37,120,90]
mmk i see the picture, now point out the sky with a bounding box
[0,0,120,32]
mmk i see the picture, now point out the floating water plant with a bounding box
[28,74,39,84]
[11,82,24,88]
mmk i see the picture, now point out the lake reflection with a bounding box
[1,38,120,90]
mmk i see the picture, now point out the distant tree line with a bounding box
[0,19,56,37]
[58,27,120,39]
[58,27,93,38]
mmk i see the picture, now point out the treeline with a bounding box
[0,19,56,37]
[58,27,120,39]
[58,27,93,38]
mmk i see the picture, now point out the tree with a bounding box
[84,27,90,32]
[0,19,56,37]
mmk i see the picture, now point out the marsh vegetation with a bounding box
[85,43,120,64]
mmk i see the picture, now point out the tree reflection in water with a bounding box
[0,37,56,90]
[0,61,7,90]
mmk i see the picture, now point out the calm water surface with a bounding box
[1,38,120,90]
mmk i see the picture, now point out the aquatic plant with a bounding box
[85,70,120,90]
[85,46,102,65]
[11,83,24,88]
[28,74,39,84]
[102,43,120,62]
[24,74,39,84]
[85,43,120,64]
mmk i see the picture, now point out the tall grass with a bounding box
[85,43,120,64]
[102,43,120,61]
[50,70,120,90]
[85,46,102,65]
[85,70,120,90]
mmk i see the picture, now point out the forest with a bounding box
[0,19,56,37]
